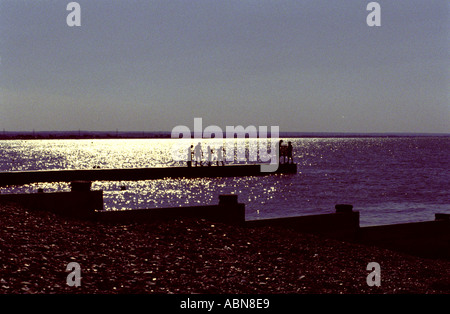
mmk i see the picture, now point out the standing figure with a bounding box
[278,140,285,164]
[187,145,193,167]
[194,142,203,166]
[287,141,293,164]
[206,145,213,166]
[216,146,225,166]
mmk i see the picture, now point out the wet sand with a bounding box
[1,202,449,294]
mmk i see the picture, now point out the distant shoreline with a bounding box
[0,131,448,140]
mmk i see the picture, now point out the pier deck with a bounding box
[0,163,297,186]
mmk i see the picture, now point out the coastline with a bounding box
[0,131,448,140]
[1,202,449,294]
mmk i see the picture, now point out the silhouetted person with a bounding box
[287,141,293,164]
[216,146,225,166]
[278,140,286,164]
[187,145,193,167]
[194,142,203,166]
[206,145,213,166]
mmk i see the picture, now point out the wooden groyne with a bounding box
[0,163,297,186]
[246,204,360,241]
[1,181,448,260]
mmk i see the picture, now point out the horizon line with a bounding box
[0,130,448,139]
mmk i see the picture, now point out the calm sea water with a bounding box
[0,137,448,226]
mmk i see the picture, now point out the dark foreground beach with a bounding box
[1,202,449,294]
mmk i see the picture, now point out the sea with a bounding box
[0,135,448,226]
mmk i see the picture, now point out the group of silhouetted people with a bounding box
[186,140,294,167]
[187,143,225,167]
[279,140,294,164]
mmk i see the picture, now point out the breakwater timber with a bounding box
[1,180,449,260]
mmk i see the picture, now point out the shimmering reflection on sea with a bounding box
[0,137,449,226]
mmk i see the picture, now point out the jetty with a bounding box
[0,163,297,186]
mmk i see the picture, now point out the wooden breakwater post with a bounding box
[217,194,246,224]
[71,180,92,192]
[0,180,103,220]
[66,181,103,219]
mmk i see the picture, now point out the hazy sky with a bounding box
[0,0,448,133]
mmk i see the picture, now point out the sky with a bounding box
[0,0,449,133]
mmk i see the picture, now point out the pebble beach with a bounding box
[1,202,449,294]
